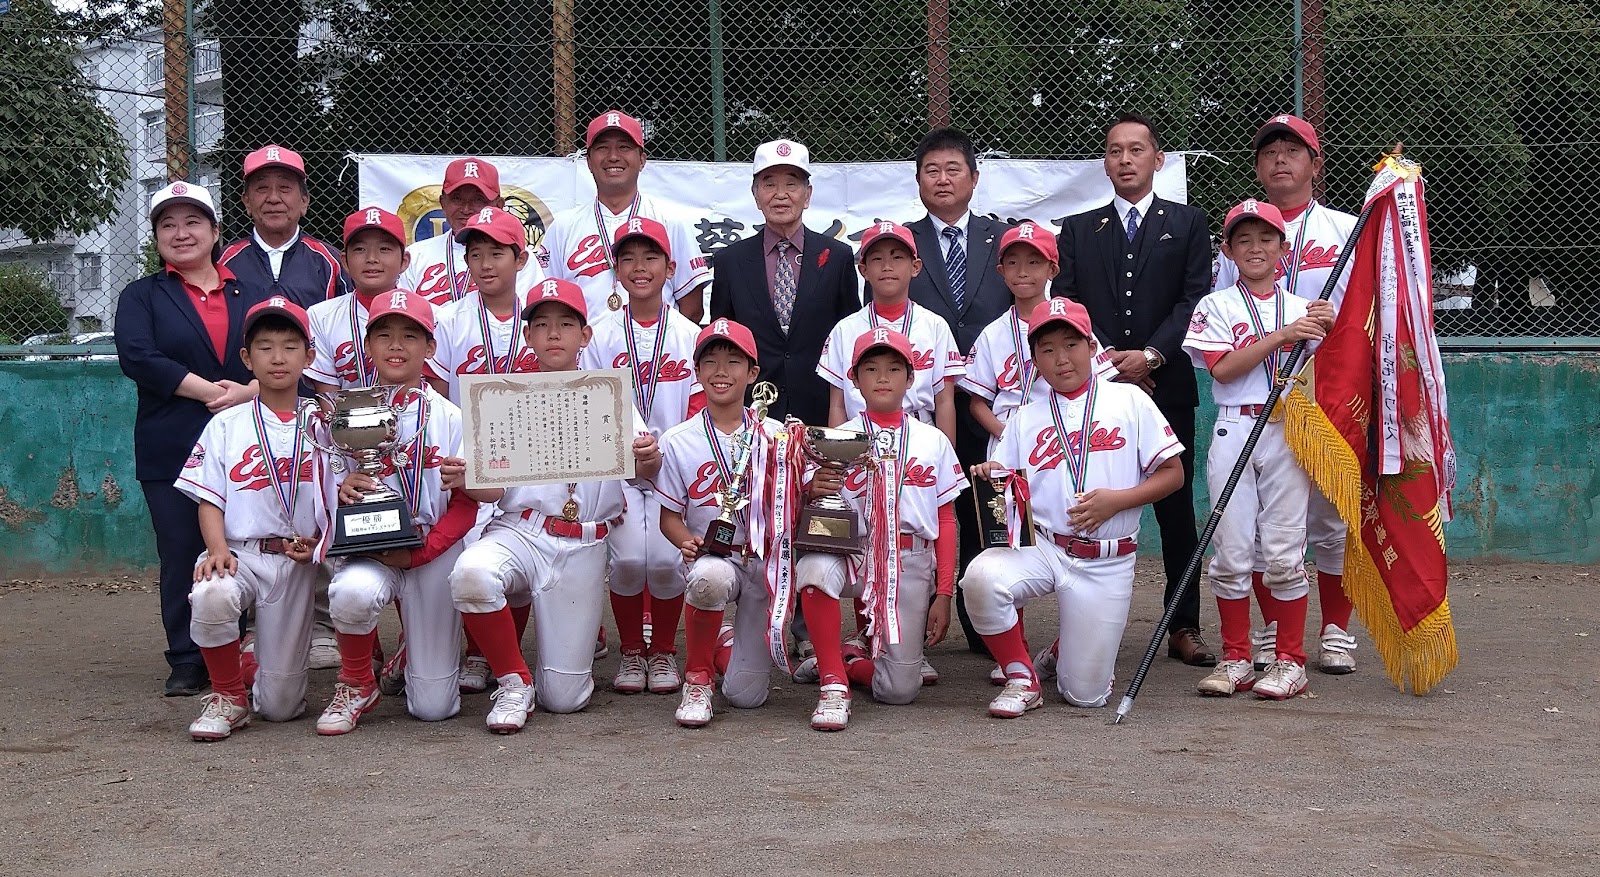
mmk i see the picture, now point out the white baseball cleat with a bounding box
[486,674,534,733]
[459,655,492,693]
[988,664,1006,685]
[988,677,1043,718]
[189,692,251,741]
[810,685,852,731]
[1251,621,1278,671]
[594,628,609,660]
[1318,625,1358,675]
[1197,659,1257,697]
[675,682,714,727]
[316,682,380,736]
[379,636,407,696]
[613,654,648,694]
[1254,660,1310,700]
[919,657,940,686]
[308,633,341,671]
[646,653,682,694]
[791,655,820,684]
[1034,640,1060,682]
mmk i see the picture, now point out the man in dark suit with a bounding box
[1052,112,1217,667]
[902,128,1014,655]
[709,139,859,425]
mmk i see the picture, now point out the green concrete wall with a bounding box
[2,355,1596,576]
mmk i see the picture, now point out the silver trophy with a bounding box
[792,424,874,555]
[302,386,431,556]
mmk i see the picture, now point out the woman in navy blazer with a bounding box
[116,182,266,696]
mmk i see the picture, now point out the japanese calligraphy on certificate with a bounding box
[460,369,636,488]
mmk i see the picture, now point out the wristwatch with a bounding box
[1142,347,1164,370]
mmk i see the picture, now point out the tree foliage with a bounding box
[0,264,70,344]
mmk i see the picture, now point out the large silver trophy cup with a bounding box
[793,424,873,555]
[303,386,430,556]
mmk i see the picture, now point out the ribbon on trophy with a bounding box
[756,420,808,673]
[859,421,909,655]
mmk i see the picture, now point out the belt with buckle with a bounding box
[1226,403,1268,417]
[542,516,609,540]
[1051,534,1137,559]
[897,533,930,550]
[258,537,296,555]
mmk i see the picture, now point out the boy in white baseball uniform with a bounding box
[964,297,1184,717]
[308,207,409,393]
[655,319,783,728]
[820,221,964,444]
[1213,115,1359,674]
[579,217,704,696]
[431,207,542,402]
[1184,200,1334,699]
[448,279,663,734]
[537,111,712,319]
[797,328,966,731]
[316,290,490,734]
[179,298,328,740]
[398,157,546,307]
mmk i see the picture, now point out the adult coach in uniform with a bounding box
[708,139,858,425]
[1052,112,1216,667]
[901,128,1012,654]
[220,145,351,308]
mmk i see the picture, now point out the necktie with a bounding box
[1125,206,1140,243]
[942,226,966,310]
[773,240,796,333]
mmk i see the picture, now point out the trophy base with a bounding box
[327,498,424,557]
[701,518,739,557]
[794,507,862,555]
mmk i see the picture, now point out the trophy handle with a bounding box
[296,398,346,456]
[386,385,432,449]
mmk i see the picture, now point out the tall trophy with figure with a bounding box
[302,385,431,556]
[701,382,779,556]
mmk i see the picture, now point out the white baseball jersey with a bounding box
[306,293,377,388]
[328,386,463,528]
[536,194,712,317]
[578,306,702,435]
[1213,200,1356,310]
[653,413,785,547]
[175,401,328,540]
[398,233,547,308]
[496,403,650,524]
[992,382,1183,540]
[431,291,542,403]
[1183,283,1313,407]
[960,306,1119,425]
[818,302,965,421]
[834,416,967,540]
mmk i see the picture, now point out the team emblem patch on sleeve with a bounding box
[1188,312,1208,333]
[184,445,205,468]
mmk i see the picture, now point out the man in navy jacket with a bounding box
[220,145,351,309]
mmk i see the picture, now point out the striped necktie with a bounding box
[942,226,966,310]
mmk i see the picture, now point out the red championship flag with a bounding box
[1284,155,1459,693]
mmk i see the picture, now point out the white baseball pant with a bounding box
[449,519,607,713]
[795,547,934,705]
[608,485,686,600]
[189,542,316,722]
[1252,489,1347,576]
[962,541,1135,708]
[684,554,772,709]
[1207,410,1311,602]
[328,542,465,721]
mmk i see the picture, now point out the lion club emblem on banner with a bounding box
[397,183,555,249]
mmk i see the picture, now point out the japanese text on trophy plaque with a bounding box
[460,369,635,489]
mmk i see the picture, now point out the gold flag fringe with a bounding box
[1283,385,1459,694]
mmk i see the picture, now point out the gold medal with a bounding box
[607,291,623,310]
[562,498,580,521]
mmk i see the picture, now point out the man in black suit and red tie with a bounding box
[901,129,1015,657]
[1051,112,1217,667]
[709,139,860,426]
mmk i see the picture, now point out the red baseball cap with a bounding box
[1027,297,1094,343]
[612,216,673,259]
[1252,114,1321,155]
[520,278,589,325]
[242,295,311,340]
[367,288,436,336]
[998,221,1058,267]
[343,206,407,247]
[1223,199,1289,239]
[850,327,915,374]
[858,221,918,260]
[242,144,306,180]
[586,110,645,148]
[454,206,527,253]
[442,157,501,199]
[694,318,759,365]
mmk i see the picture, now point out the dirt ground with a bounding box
[0,559,1595,877]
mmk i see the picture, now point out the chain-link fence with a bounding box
[5,0,1600,350]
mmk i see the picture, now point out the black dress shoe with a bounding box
[1167,629,1218,667]
[164,663,210,697]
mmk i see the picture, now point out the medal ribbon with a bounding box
[625,305,670,420]
[443,238,469,302]
[702,408,754,528]
[251,400,304,534]
[1047,379,1099,507]
[475,292,524,375]
[1277,200,1315,296]
[869,299,916,338]
[1008,307,1036,406]
[861,418,911,654]
[346,295,373,386]
[1237,281,1287,382]
[391,387,428,518]
[595,194,642,289]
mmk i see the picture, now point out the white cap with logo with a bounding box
[148,180,219,224]
[752,139,812,178]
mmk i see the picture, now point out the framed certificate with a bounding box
[459,369,636,489]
